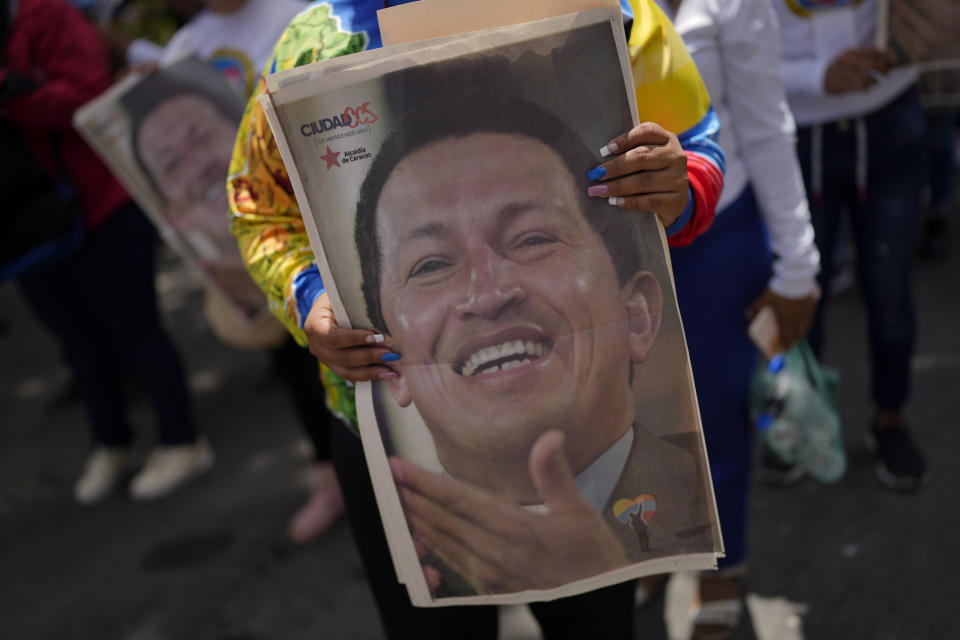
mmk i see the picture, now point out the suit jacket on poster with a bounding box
[427,423,716,598]
[602,423,715,563]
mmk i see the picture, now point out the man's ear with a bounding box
[385,373,412,408]
[622,270,663,364]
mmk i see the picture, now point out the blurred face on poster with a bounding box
[136,93,237,250]
[133,88,263,312]
[369,132,663,502]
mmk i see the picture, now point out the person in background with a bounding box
[774,0,929,491]
[124,0,345,543]
[228,0,724,636]
[158,0,304,92]
[636,0,822,637]
[2,0,211,504]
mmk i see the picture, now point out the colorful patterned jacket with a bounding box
[227,0,725,426]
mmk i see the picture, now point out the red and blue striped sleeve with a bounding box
[668,107,725,247]
[627,0,726,247]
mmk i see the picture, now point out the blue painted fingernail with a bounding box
[587,166,606,181]
[381,353,400,362]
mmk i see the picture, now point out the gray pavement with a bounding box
[1,236,958,639]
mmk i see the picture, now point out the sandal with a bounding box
[691,598,744,640]
[691,566,746,640]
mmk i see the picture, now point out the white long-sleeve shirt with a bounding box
[772,0,916,126]
[662,0,819,299]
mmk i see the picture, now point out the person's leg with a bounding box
[670,187,771,639]
[76,204,198,445]
[18,246,137,504]
[856,91,924,416]
[330,423,498,640]
[70,204,208,500]
[271,336,333,460]
[271,336,345,543]
[18,257,133,448]
[796,123,857,358]
[853,89,928,488]
[671,187,770,571]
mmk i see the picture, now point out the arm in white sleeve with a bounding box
[126,38,164,67]
[720,0,820,298]
[157,21,197,65]
[781,56,829,98]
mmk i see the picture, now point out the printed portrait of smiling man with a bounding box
[121,61,265,312]
[365,127,658,505]
[352,62,716,595]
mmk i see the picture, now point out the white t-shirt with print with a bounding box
[160,0,307,96]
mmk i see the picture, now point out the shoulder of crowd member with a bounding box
[226,2,370,346]
[626,0,725,247]
[0,0,113,130]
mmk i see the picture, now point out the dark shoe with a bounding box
[756,446,805,487]
[865,425,930,491]
[918,217,949,261]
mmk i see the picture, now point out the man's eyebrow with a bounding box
[498,199,577,229]
[497,201,539,224]
[396,200,560,247]
[399,221,446,245]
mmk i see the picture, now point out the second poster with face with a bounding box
[75,56,267,317]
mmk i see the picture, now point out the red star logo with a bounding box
[320,146,341,169]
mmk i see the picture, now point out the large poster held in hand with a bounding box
[261,7,723,606]
[74,57,267,317]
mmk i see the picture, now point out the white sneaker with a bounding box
[74,447,131,506]
[129,440,214,501]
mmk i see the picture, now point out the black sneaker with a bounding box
[864,425,931,491]
[756,446,805,487]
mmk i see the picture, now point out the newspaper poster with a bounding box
[74,56,267,317]
[262,8,723,606]
[878,0,960,106]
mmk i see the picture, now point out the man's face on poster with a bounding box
[137,93,236,234]
[374,133,662,497]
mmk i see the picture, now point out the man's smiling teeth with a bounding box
[459,340,548,377]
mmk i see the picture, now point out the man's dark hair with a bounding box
[355,54,644,333]
[119,57,244,203]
